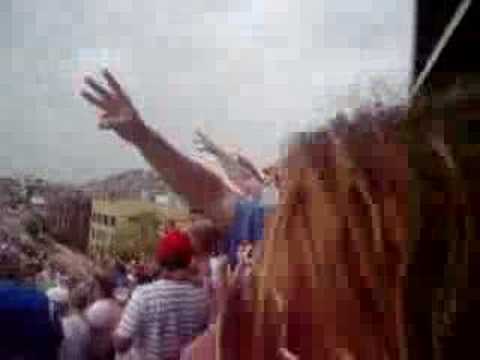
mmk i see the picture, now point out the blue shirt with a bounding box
[225,199,265,265]
[0,280,63,359]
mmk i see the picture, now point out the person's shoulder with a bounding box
[86,299,113,317]
[152,279,206,295]
[130,281,161,299]
[0,281,48,307]
[179,281,210,300]
[142,279,180,292]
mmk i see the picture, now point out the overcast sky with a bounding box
[1,0,414,184]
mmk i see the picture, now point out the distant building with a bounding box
[89,199,158,259]
[0,177,23,206]
[45,191,92,252]
[153,191,188,211]
[89,198,191,260]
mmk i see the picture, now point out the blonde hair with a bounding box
[218,105,408,360]
[219,94,480,360]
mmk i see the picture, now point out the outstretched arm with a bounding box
[80,69,238,225]
[194,130,263,197]
[194,130,249,180]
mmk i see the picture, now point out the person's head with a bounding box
[190,208,205,222]
[58,273,71,289]
[220,96,480,359]
[93,270,116,300]
[69,283,90,312]
[156,229,194,272]
[0,242,22,281]
[165,219,177,233]
[188,219,221,257]
[47,285,70,317]
[259,105,408,359]
[114,260,126,275]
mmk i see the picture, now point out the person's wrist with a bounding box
[130,114,152,148]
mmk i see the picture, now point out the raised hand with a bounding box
[81,69,147,145]
[193,130,222,156]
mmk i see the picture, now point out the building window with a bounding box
[111,216,116,227]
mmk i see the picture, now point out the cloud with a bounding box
[1,0,413,182]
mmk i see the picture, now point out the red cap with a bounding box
[156,230,193,266]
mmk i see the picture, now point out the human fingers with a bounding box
[84,76,113,100]
[80,90,109,111]
[103,69,130,103]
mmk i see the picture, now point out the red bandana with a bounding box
[156,230,193,265]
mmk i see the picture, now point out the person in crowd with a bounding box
[113,260,129,288]
[180,238,252,360]
[86,270,123,360]
[114,229,209,360]
[0,243,64,359]
[59,283,91,360]
[114,286,131,307]
[112,260,131,305]
[189,208,206,223]
[187,219,225,323]
[187,220,219,278]
[211,105,409,359]
[47,273,71,318]
[232,240,254,289]
[164,219,177,235]
[126,262,138,287]
[36,263,57,291]
[133,261,150,285]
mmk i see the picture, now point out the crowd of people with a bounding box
[0,210,255,360]
[1,25,479,357]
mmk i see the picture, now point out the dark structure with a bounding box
[414,0,480,91]
[407,2,480,359]
[45,191,92,252]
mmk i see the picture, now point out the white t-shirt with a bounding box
[59,313,91,360]
[209,255,228,289]
[46,286,69,304]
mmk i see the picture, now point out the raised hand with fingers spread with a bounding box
[81,69,147,145]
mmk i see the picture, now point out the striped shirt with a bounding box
[116,279,209,360]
